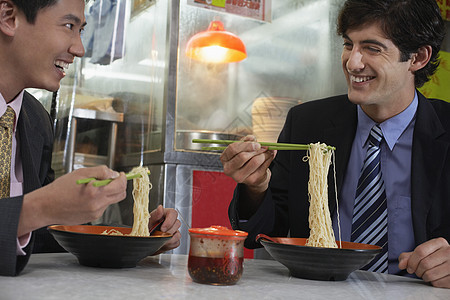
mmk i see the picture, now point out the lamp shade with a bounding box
[185,20,247,63]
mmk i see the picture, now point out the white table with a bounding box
[1,253,449,299]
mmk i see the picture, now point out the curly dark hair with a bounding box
[337,0,445,88]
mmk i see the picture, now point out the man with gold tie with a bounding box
[0,0,181,276]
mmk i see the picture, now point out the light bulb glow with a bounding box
[196,46,228,63]
[185,21,247,63]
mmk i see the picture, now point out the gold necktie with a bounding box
[0,106,15,198]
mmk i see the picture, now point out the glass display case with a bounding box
[53,0,167,170]
[50,0,348,171]
[176,0,346,147]
[44,0,349,253]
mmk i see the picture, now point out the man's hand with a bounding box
[220,135,276,197]
[149,205,181,254]
[19,166,127,237]
[398,237,450,288]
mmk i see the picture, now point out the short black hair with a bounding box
[12,0,90,24]
[12,0,58,23]
[337,0,445,88]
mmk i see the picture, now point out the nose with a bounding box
[345,47,364,72]
[70,35,86,58]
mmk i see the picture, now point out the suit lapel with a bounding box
[323,97,358,213]
[18,95,45,194]
[411,93,449,244]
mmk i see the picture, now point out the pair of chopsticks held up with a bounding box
[191,139,336,151]
[77,140,335,187]
[76,171,149,187]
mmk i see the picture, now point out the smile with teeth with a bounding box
[55,60,70,70]
[350,75,374,83]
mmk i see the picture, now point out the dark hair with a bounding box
[337,0,445,88]
[12,0,90,24]
[11,0,58,23]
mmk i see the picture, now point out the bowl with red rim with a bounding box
[48,224,172,268]
[256,234,382,281]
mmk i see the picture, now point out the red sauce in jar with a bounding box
[188,255,244,285]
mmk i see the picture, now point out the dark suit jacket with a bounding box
[0,91,62,276]
[229,92,450,250]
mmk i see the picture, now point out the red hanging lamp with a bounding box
[185,20,247,64]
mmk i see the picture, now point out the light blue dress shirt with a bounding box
[333,92,418,275]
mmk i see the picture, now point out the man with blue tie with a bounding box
[220,0,450,288]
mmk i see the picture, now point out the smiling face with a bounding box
[11,0,86,93]
[341,23,417,122]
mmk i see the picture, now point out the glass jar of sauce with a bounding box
[188,225,248,285]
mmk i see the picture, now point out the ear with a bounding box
[409,45,432,72]
[0,0,18,37]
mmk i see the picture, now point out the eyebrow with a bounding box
[61,14,87,28]
[342,33,388,50]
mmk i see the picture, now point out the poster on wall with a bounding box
[437,0,450,20]
[187,0,272,22]
[131,0,156,18]
[419,51,450,103]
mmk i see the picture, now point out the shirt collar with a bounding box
[357,91,418,151]
[0,90,24,132]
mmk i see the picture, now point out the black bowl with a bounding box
[48,225,172,268]
[256,234,382,281]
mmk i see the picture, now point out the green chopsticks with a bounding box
[191,139,336,151]
[76,171,150,187]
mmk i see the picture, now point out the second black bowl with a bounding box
[256,234,382,281]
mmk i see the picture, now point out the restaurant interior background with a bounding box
[26,0,450,257]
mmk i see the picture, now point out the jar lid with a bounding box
[189,225,248,237]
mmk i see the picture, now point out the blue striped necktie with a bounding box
[351,124,388,273]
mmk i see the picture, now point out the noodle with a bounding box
[304,142,338,248]
[101,166,152,237]
[101,228,124,236]
[128,166,152,237]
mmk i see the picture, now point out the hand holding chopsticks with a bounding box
[192,139,335,151]
[77,171,150,187]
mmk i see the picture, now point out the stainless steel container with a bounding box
[175,130,242,151]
